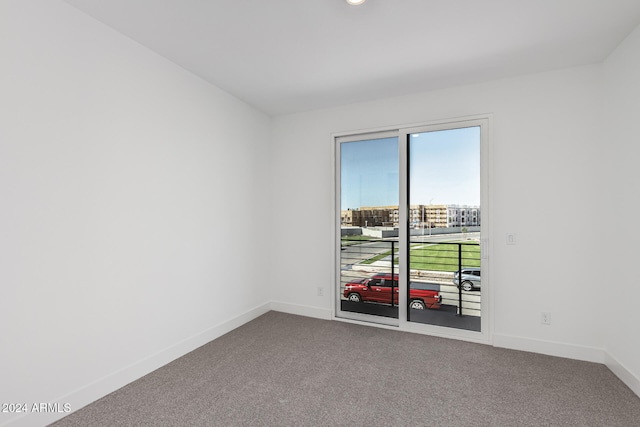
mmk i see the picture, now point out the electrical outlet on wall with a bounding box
[541,312,551,325]
[317,286,324,297]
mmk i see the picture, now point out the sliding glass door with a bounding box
[336,117,488,336]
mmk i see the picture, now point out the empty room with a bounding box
[2,0,640,426]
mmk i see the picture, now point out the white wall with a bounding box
[270,65,606,357]
[0,1,271,425]
[603,23,640,396]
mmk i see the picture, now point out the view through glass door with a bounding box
[406,125,482,332]
[337,132,400,323]
[336,119,486,333]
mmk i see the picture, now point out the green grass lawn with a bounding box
[410,243,480,271]
[359,242,480,271]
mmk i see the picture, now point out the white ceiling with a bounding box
[62,0,640,116]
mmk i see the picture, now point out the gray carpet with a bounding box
[52,311,640,426]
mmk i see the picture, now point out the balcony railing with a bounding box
[340,237,481,328]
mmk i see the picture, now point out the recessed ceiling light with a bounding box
[346,0,366,5]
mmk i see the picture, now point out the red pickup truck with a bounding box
[343,273,441,310]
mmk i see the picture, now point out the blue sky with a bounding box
[341,137,399,209]
[341,127,480,209]
[410,126,480,206]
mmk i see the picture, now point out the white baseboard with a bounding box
[1,303,271,427]
[482,334,640,400]
[270,301,332,320]
[605,352,640,398]
[492,333,605,364]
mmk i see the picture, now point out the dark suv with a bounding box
[344,273,441,310]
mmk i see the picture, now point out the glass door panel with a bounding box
[407,126,482,331]
[337,134,399,322]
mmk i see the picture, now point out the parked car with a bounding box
[343,273,441,310]
[453,268,481,291]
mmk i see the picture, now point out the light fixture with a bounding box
[346,0,366,5]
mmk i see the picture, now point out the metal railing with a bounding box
[340,238,481,317]
[409,240,480,317]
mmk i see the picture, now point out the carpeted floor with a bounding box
[52,311,640,426]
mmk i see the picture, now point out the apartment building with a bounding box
[341,206,393,227]
[343,204,480,228]
[447,205,481,227]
